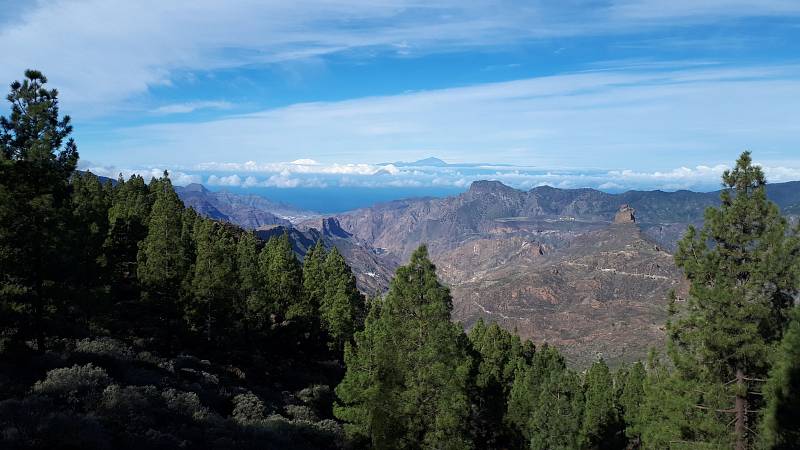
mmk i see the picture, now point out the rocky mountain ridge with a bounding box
[174,178,800,364]
[328,179,800,258]
[175,183,318,228]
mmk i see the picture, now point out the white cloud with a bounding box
[290,158,319,165]
[2,1,799,116]
[78,162,201,186]
[151,101,233,115]
[101,64,800,169]
[83,157,800,192]
[197,160,402,176]
[207,174,243,186]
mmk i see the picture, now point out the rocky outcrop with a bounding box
[299,217,352,239]
[614,204,636,224]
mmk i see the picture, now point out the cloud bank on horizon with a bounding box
[79,157,800,193]
[3,0,800,191]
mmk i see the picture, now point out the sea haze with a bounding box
[216,185,465,213]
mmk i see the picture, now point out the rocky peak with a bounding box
[311,217,352,239]
[614,204,636,224]
[467,180,517,197]
[181,183,209,193]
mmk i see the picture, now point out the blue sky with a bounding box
[2,0,800,193]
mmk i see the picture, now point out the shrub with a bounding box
[161,388,212,421]
[297,384,333,416]
[75,337,134,360]
[285,404,318,422]
[100,384,159,426]
[33,363,112,407]
[232,392,266,424]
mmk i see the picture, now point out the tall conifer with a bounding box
[671,152,800,448]
[468,319,530,448]
[0,70,78,350]
[188,219,237,343]
[302,240,327,319]
[581,359,623,449]
[335,246,473,449]
[136,173,189,341]
[104,174,152,297]
[256,233,302,325]
[528,370,584,450]
[320,247,365,351]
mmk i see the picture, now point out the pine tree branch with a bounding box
[693,405,736,413]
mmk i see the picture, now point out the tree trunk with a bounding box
[734,368,747,450]
[33,209,44,353]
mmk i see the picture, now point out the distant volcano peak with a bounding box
[389,156,448,167]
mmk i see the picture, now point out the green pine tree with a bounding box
[136,173,189,340]
[236,230,261,339]
[335,245,474,449]
[187,219,237,344]
[528,369,584,450]
[0,70,78,351]
[761,307,800,449]
[254,233,302,326]
[137,173,188,294]
[619,361,646,445]
[67,171,112,327]
[302,240,327,319]
[468,319,530,448]
[506,342,566,443]
[320,247,365,351]
[104,174,152,297]
[638,352,728,449]
[581,359,623,449]
[671,152,800,448]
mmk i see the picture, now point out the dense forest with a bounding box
[1,71,798,450]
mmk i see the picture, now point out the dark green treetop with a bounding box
[335,245,473,449]
[320,246,365,351]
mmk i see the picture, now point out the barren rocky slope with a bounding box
[449,222,684,366]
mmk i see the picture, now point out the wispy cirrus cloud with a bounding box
[151,101,233,115]
[2,0,799,116]
[93,64,800,170]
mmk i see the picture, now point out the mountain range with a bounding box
[175,183,319,227]
[174,178,800,365]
